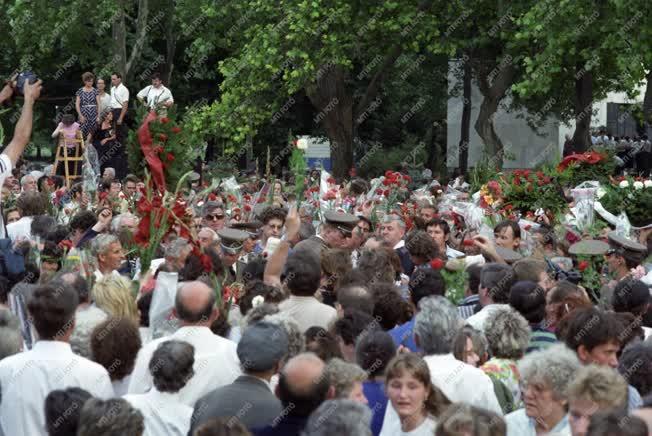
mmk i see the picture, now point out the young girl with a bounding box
[52,114,82,176]
[383,353,451,436]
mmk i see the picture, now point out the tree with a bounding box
[187,0,446,178]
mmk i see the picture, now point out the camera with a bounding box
[16,71,38,95]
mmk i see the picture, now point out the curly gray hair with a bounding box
[518,343,580,400]
[324,358,368,398]
[414,296,464,355]
[263,312,304,359]
[302,399,372,436]
[90,233,119,258]
[484,306,531,359]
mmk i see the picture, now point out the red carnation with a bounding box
[208,193,217,201]
[58,240,73,250]
[504,204,513,211]
[153,145,163,154]
[430,258,445,270]
[536,171,544,180]
[383,189,390,197]
[244,194,252,201]
[228,194,237,203]
[523,170,531,178]
[375,188,383,195]
[403,174,412,183]
[385,170,393,178]
[578,260,589,272]
[382,179,391,186]
[166,153,175,162]
[327,177,336,184]
[171,126,182,134]
[513,175,521,186]
[160,117,170,124]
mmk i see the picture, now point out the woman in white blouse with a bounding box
[383,353,451,436]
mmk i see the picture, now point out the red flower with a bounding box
[171,126,182,134]
[504,204,513,211]
[384,170,393,178]
[227,194,237,203]
[382,179,391,186]
[327,177,336,185]
[160,117,170,124]
[200,253,212,272]
[578,260,589,272]
[153,145,163,154]
[513,175,521,186]
[463,239,475,247]
[524,224,532,231]
[536,171,544,180]
[429,258,445,270]
[323,190,337,201]
[523,170,531,178]
[375,188,383,195]
[166,153,175,162]
[208,193,217,201]
[243,194,252,201]
[244,204,252,212]
[383,189,390,197]
[58,240,73,250]
[403,174,412,183]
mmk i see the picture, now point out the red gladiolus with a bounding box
[578,260,589,272]
[171,126,182,134]
[244,204,252,212]
[536,171,544,180]
[383,189,390,196]
[153,146,163,154]
[166,153,175,162]
[463,239,475,247]
[160,117,170,124]
[430,258,445,270]
[158,133,168,141]
[327,177,336,184]
[513,175,521,186]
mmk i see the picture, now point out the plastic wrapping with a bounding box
[570,186,597,231]
[149,271,180,339]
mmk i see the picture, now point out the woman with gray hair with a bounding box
[505,343,581,436]
[324,358,368,404]
[480,306,531,413]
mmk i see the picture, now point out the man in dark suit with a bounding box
[188,322,289,433]
[380,214,414,276]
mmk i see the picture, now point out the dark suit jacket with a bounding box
[253,415,308,436]
[293,235,328,263]
[396,246,414,276]
[188,375,282,434]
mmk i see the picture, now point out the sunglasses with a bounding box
[205,214,225,221]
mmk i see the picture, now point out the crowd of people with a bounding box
[1,74,652,436]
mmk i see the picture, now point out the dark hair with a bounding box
[372,284,412,330]
[509,281,546,324]
[513,258,547,282]
[137,292,153,327]
[90,317,142,381]
[150,72,161,81]
[612,279,650,317]
[239,280,282,316]
[175,286,216,323]
[338,269,369,288]
[0,277,9,305]
[613,312,644,355]
[193,417,252,436]
[466,263,482,295]
[62,114,75,126]
[32,215,56,240]
[355,330,396,377]
[27,283,79,340]
[426,218,450,235]
[337,285,374,315]
[70,210,97,232]
[277,363,330,417]
[45,388,92,436]
[332,309,377,346]
[45,225,71,244]
[405,230,439,261]
[586,411,647,436]
[81,72,95,82]
[305,327,343,362]
[111,72,122,79]
[241,258,266,285]
[285,251,320,296]
[41,241,63,270]
[77,398,143,436]
[259,206,287,225]
[37,175,50,192]
[480,263,515,304]
[494,220,521,240]
[16,191,48,216]
[123,174,140,185]
[561,307,622,352]
[408,267,446,307]
[349,178,369,196]
[150,340,195,393]
[618,342,652,397]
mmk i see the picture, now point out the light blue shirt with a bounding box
[505,408,570,436]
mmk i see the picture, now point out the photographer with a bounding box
[0,75,43,237]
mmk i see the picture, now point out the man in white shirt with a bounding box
[465,263,515,332]
[278,250,337,333]
[136,72,173,114]
[0,78,42,237]
[127,281,241,406]
[110,72,129,178]
[0,282,113,436]
[425,218,464,259]
[6,191,48,242]
[124,340,195,436]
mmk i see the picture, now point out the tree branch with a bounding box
[125,0,149,79]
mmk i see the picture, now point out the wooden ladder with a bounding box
[51,132,84,187]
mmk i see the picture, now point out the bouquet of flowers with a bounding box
[599,177,652,228]
[556,149,616,187]
[497,170,566,221]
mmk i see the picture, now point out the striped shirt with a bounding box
[526,327,557,353]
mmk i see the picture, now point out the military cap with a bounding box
[323,210,359,234]
[217,228,250,255]
[607,232,647,254]
[569,239,610,256]
[231,221,263,239]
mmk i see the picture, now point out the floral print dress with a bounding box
[481,358,522,411]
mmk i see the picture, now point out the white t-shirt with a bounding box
[110,83,130,109]
[137,85,174,108]
[381,414,437,436]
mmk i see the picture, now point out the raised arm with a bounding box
[4,80,42,165]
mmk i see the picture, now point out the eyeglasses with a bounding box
[205,214,225,221]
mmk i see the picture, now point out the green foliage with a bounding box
[599,178,652,228]
[357,139,427,179]
[499,170,568,217]
[468,155,497,193]
[442,269,466,306]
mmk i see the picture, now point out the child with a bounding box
[52,114,82,177]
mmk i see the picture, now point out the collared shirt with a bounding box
[505,408,569,436]
[110,83,129,109]
[466,304,509,333]
[127,326,241,406]
[278,295,337,333]
[124,388,193,436]
[0,341,114,436]
[393,240,405,250]
[136,85,174,109]
[446,245,465,259]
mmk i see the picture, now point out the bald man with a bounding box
[253,353,334,436]
[127,281,241,406]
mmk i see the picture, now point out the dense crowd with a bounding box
[1,75,652,436]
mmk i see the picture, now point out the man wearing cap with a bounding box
[189,322,289,432]
[218,228,251,285]
[293,210,359,263]
[202,201,227,233]
[231,220,263,263]
[380,214,414,276]
[602,232,648,306]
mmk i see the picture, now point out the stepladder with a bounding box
[52,132,85,187]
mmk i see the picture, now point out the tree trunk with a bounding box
[125,0,150,83]
[474,60,514,170]
[112,2,127,77]
[163,1,176,84]
[459,56,472,174]
[305,66,354,179]
[571,66,593,153]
